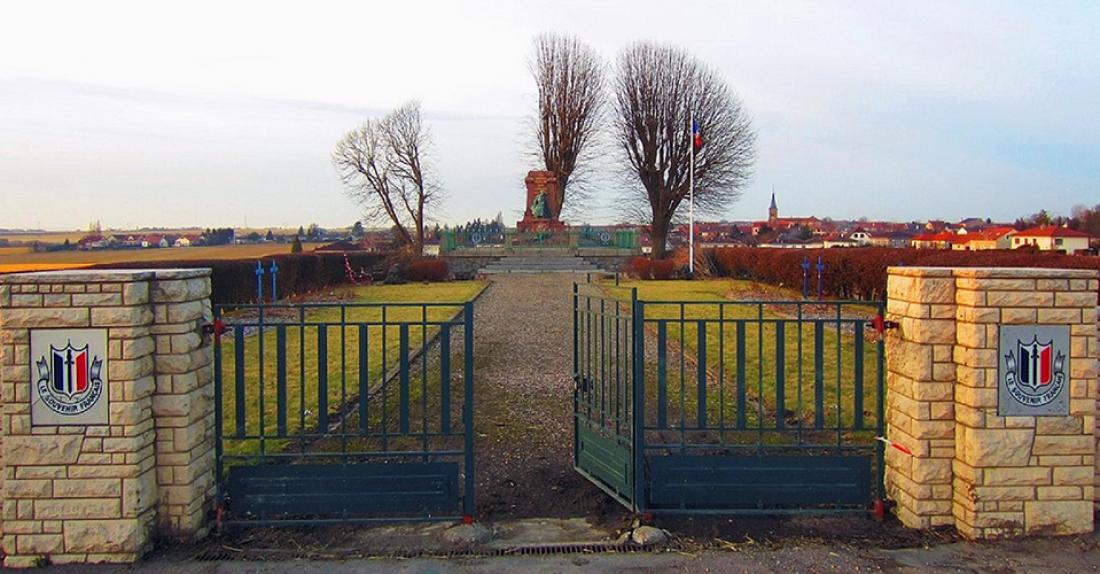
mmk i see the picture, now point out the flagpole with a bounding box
[689,110,695,276]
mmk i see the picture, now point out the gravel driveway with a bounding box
[471,273,627,523]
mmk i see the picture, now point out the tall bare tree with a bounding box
[530,34,605,217]
[612,43,755,257]
[333,102,439,254]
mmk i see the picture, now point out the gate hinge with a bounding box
[203,319,228,337]
[870,315,899,335]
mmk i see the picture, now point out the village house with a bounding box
[951,226,1015,251]
[1010,225,1092,253]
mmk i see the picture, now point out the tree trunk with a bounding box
[650,216,670,259]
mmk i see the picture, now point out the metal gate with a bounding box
[213,300,474,526]
[573,283,886,514]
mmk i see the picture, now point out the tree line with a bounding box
[1015,204,1100,237]
[332,36,756,258]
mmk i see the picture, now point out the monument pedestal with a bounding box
[516,170,567,232]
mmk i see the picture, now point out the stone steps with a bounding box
[479,256,601,274]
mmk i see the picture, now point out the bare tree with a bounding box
[333,102,439,254]
[612,42,755,257]
[530,33,605,217]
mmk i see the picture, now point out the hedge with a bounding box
[703,247,1100,303]
[92,252,389,304]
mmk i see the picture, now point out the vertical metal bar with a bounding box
[632,295,645,512]
[775,320,785,430]
[696,320,706,429]
[576,280,585,380]
[233,325,245,438]
[657,321,668,429]
[602,296,611,426]
[298,306,305,452]
[440,324,451,432]
[359,324,368,434]
[257,305,266,455]
[736,320,746,430]
[814,320,824,429]
[421,306,429,457]
[615,300,622,436]
[875,302,886,501]
[797,303,804,444]
[276,325,287,437]
[462,302,476,518]
[381,306,388,450]
[213,308,224,503]
[836,305,843,448]
[756,304,764,447]
[586,293,592,423]
[718,305,725,440]
[399,323,410,434]
[854,320,865,430]
[317,324,328,431]
[679,304,686,445]
[340,306,347,454]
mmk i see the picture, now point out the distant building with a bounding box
[1010,226,1092,253]
[911,231,958,249]
[951,227,1015,251]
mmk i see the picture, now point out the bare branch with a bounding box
[528,33,605,217]
[612,42,756,257]
[332,101,441,254]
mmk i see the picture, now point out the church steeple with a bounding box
[768,188,778,223]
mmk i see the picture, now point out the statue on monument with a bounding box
[530,189,549,219]
[517,170,566,232]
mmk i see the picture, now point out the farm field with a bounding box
[0,242,325,273]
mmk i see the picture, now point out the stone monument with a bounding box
[517,170,567,232]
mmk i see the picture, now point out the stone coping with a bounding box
[888,266,1098,279]
[0,267,211,284]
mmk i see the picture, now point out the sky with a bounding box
[1,0,1098,231]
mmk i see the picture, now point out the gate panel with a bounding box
[649,455,872,509]
[572,282,637,510]
[213,300,474,526]
[636,299,887,513]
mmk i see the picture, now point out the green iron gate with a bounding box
[573,283,886,514]
[213,300,474,526]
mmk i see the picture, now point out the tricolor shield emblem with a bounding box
[30,329,109,425]
[1000,326,1068,415]
[1016,337,1054,391]
[49,344,91,399]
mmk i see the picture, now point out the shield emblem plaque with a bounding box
[998,325,1070,416]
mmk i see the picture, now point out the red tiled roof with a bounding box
[1013,226,1092,239]
[954,227,1015,243]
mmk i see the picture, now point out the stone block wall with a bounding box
[886,267,1099,539]
[0,269,214,567]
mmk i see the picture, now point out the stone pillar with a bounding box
[149,272,215,540]
[0,269,214,567]
[951,269,1096,538]
[885,268,957,529]
[885,267,1099,540]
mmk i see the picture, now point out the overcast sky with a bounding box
[2,1,1098,230]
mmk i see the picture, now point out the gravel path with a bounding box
[471,274,627,523]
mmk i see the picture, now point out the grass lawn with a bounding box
[218,281,484,460]
[589,279,884,450]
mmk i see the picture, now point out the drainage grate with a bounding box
[192,540,677,562]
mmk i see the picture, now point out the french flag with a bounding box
[692,120,702,150]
